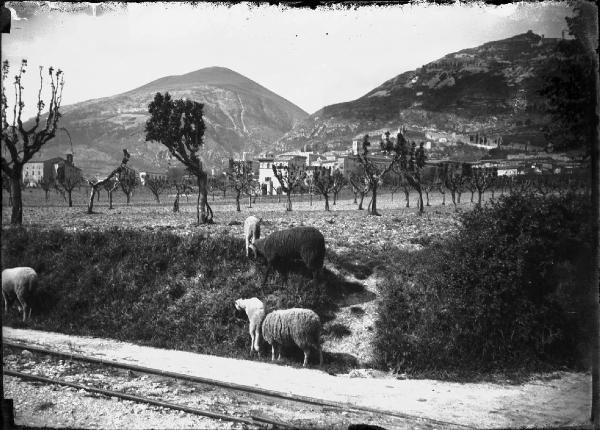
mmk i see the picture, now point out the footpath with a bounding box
[2,327,592,429]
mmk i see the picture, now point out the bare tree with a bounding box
[272,162,306,211]
[87,150,131,214]
[349,166,370,210]
[145,176,169,204]
[55,165,82,207]
[331,169,347,205]
[1,60,65,224]
[102,178,119,209]
[226,159,255,212]
[471,167,496,205]
[38,176,54,201]
[354,130,413,216]
[119,167,138,205]
[312,166,338,211]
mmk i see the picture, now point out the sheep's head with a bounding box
[234,299,247,319]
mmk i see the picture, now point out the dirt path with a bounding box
[3,327,591,429]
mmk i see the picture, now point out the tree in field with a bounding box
[87,150,131,214]
[119,167,138,205]
[208,174,227,201]
[331,168,347,205]
[145,92,213,224]
[354,130,412,216]
[443,165,468,207]
[470,167,496,205]
[145,176,169,204]
[312,166,343,211]
[226,159,256,212]
[390,140,427,213]
[1,60,65,224]
[102,178,119,209]
[55,163,82,207]
[271,162,306,211]
[38,176,54,201]
[348,165,370,210]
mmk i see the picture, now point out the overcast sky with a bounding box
[3,1,574,120]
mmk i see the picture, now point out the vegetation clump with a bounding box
[374,192,594,373]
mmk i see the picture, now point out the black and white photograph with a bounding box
[1,1,598,429]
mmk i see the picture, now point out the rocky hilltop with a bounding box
[278,31,559,153]
[34,67,308,176]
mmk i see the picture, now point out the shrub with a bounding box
[374,192,594,373]
[1,228,337,358]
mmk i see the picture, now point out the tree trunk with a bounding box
[404,190,410,208]
[286,192,292,211]
[310,192,313,206]
[417,189,424,214]
[358,192,365,210]
[470,191,475,203]
[324,194,330,211]
[67,190,73,207]
[109,191,114,209]
[173,192,179,213]
[10,171,23,224]
[353,191,357,204]
[425,190,430,206]
[369,184,380,216]
[197,173,212,224]
[236,191,241,212]
[451,190,456,206]
[477,190,483,205]
[333,191,337,205]
[44,190,49,201]
[457,191,462,204]
[87,186,98,214]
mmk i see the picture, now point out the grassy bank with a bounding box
[1,227,338,362]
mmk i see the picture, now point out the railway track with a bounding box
[3,340,475,430]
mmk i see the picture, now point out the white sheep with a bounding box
[2,267,38,322]
[234,297,266,357]
[243,216,262,258]
[261,308,323,367]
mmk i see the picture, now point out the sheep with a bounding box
[234,297,266,357]
[261,308,323,367]
[244,216,262,258]
[249,226,325,285]
[2,267,38,322]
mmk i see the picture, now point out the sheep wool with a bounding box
[251,226,325,285]
[261,308,323,367]
[243,216,261,258]
[2,267,38,322]
[235,297,266,356]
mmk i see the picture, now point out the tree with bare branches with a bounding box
[102,178,119,209]
[354,130,412,216]
[87,150,131,214]
[312,166,341,211]
[118,167,138,205]
[1,60,65,224]
[55,163,82,207]
[226,159,256,212]
[38,176,54,201]
[145,92,213,224]
[470,167,496,205]
[349,166,370,210]
[145,176,169,204]
[271,162,306,211]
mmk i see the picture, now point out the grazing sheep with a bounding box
[2,267,38,322]
[244,216,262,258]
[234,297,266,357]
[249,226,325,285]
[261,308,323,367]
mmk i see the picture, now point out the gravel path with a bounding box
[3,327,592,429]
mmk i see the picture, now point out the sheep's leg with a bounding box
[302,348,311,367]
[21,302,29,322]
[2,291,9,313]
[249,332,255,356]
[271,344,276,361]
[318,346,323,367]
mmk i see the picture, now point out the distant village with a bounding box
[22,129,585,196]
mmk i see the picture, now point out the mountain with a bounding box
[277,31,561,154]
[33,67,308,176]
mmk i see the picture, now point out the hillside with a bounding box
[277,31,560,153]
[32,67,308,176]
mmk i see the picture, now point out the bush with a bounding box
[374,192,594,373]
[1,228,336,358]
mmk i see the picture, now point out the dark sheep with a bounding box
[249,226,325,285]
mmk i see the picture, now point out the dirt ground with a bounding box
[3,327,592,429]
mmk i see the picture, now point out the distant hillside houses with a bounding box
[139,171,168,186]
[22,154,82,187]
